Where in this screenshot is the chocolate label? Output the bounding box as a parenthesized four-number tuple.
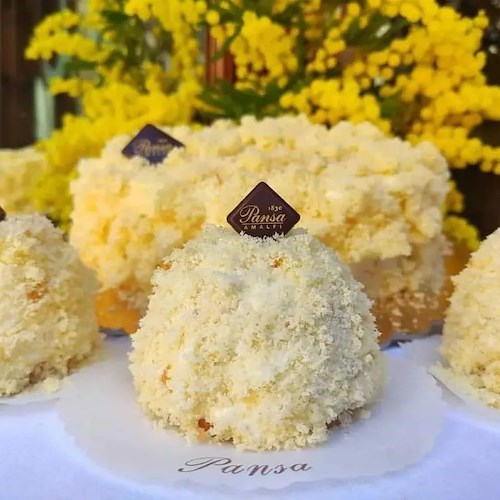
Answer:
(122, 124, 184, 165)
(0, 206, 5, 222)
(227, 182, 300, 237)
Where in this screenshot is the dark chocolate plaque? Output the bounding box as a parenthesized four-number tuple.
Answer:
(0, 206, 5, 222)
(122, 124, 184, 165)
(227, 182, 300, 237)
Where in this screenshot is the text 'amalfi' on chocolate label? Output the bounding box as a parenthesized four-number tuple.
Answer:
(227, 182, 300, 238)
(122, 124, 184, 165)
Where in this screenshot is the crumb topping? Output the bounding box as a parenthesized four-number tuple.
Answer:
(0, 214, 102, 396)
(129, 226, 385, 451)
(440, 228, 500, 408)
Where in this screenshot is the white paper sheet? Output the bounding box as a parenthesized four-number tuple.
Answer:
(400, 336, 500, 426)
(56, 337, 445, 492)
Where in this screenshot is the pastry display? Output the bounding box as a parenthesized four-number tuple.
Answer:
(0, 146, 44, 214)
(129, 184, 385, 451)
(437, 228, 500, 408)
(0, 210, 102, 396)
(71, 116, 449, 335)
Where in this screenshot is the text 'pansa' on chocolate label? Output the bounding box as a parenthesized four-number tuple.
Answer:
(227, 182, 300, 238)
(122, 124, 184, 165)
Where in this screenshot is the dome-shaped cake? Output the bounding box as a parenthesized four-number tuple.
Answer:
(129, 225, 385, 451)
(439, 227, 500, 408)
(0, 212, 102, 396)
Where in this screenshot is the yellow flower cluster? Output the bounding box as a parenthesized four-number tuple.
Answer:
(375, 8, 500, 173)
(444, 180, 464, 214)
(25, 10, 107, 63)
(441, 181, 479, 250)
(302, 0, 324, 43)
(49, 77, 94, 98)
(307, 27, 346, 74)
(281, 78, 389, 131)
(443, 215, 480, 251)
(201, 0, 498, 248)
(228, 12, 298, 90)
(377, 0, 439, 22)
(125, 0, 206, 82)
(25, 1, 204, 226)
(274, 2, 500, 176)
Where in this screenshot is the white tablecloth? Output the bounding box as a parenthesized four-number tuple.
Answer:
(2, 359, 500, 500)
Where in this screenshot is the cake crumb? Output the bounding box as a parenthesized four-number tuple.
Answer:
(41, 376, 63, 394)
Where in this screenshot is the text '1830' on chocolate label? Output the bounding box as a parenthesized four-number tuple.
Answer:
(227, 182, 300, 238)
(122, 124, 184, 165)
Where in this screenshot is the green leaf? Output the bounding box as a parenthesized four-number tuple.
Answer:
(100, 9, 130, 26)
(205, 0, 244, 19)
(199, 76, 296, 121)
(63, 58, 97, 74)
(372, 17, 409, 50)
(379, 95, 402, 119)
(343, 17, 361, 44)
(344, 13, 409, 51)
(104, 48, 126, 66)
(273, 1, 303, 24)
(262, 0, 279, 16)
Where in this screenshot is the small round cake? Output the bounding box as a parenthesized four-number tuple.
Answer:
(439, 228, 500, 408)
(130, 225, 385, 451)
(0, 212, 102, 396)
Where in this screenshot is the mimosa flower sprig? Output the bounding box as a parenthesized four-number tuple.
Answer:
(202, 0, 500, 178)
(25, 0, 205, 228)
(197, 0, 498, 248)
(25, 0, 494, 247)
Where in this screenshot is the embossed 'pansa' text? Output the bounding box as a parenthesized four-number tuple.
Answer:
(133, 138, 175, 157)
(239, 205, 286, 225)
(178, 457, 312, 477)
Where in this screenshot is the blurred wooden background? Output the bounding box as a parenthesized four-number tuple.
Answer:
(0, 0, 42, 148)
(0, 0, 498, 235)
(0, 0, 75, 148)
